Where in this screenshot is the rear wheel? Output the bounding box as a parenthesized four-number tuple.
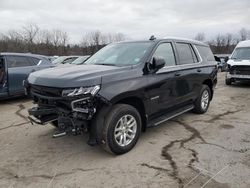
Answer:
(193, 85, 211, 114)
(101, 104, 141, 155)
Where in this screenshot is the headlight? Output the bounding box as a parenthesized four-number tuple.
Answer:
(62, 85, 100, 97)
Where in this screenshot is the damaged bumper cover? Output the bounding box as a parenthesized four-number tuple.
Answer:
(26, 84, 108, 125)
(227, 65, 250, 80)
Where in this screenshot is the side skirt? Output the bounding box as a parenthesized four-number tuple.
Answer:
(147, 104, 194, 127)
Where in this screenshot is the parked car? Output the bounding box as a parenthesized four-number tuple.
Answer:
(52, 56, 79, 65)
(26, 37, 217, 154)
(47, 56, 59, 62)
(70, 55, 90, 65)
(226, 40, 250, 85)
(0, 53, 54, 99)
(214, 54, 230, 72)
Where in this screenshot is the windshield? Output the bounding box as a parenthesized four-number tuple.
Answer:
(231, 47, 250, 60)
(71, 56, 90, 65)
(84, 42, 152, 66)
(52, 56, 67, 64)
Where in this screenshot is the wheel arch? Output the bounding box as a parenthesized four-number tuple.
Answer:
(202, 79, 213, 100)
(114, 96, 147, 132)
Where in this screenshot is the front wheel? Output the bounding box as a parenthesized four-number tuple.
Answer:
(193, 85, 211, 114)
(101, 104, 141, 155)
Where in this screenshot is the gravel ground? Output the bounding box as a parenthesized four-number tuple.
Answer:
(0, 72, 250, 188)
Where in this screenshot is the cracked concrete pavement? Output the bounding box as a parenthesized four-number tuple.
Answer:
(0, 72, 250, 188)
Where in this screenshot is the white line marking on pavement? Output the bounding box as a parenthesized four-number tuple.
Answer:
(200, 165, 229, 188)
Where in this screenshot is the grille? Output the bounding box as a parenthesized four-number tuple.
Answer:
(229, 66, 250, 75)
(30, 85, 63, 97)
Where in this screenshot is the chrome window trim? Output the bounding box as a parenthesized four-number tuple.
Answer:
(161, 43, 203, 70)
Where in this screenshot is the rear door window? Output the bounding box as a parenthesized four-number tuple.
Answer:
(152, 43, 176, 67)
(176, 43, 198, 65)
(6, 56, 35, 68)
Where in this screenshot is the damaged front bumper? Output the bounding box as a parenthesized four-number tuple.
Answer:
(28, 107, 58, 125)
(26, 84, 106, 129)
(227, 72, 250, 80)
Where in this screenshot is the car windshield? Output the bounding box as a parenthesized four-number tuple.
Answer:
(71, 56, 90, 65)
(231, 47, 250, 60)
(52, 56, 67, 64)
(84, 42, 152, 66)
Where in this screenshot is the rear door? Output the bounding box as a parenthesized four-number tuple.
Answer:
(173, 42, 200, 105)
(6, 55, 39, 95)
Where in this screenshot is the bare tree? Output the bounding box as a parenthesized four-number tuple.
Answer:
(22, 23, 39, 44)
(239, 28, 248, 41)
(194, 33, 205, 42)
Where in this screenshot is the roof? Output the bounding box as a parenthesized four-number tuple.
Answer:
(117, 37, 208, 46)
(163, 36, 208, 46)
(236, 40, 250, 48)
(0, 52, 48, 59)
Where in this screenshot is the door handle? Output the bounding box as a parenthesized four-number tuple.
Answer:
(175, 72, 181, 77)
(197, 68, 201, 72)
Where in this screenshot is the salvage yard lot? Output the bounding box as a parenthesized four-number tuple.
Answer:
(1, 72, 250, 188)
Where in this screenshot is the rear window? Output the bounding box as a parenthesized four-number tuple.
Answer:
(195, 45, 215, 61)
(176, 43, 198, 65)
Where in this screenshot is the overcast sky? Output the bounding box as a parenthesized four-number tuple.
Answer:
(0, 0, 250, 43)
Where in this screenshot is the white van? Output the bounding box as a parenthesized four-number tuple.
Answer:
(226, 40, 250, 85)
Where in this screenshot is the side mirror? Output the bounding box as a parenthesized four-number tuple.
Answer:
(225, 57, 229, 63)
(214, 56, 221, 62)
(151, 57, 165, 71)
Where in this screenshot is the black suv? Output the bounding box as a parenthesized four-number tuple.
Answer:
(26, 37, 217, 154)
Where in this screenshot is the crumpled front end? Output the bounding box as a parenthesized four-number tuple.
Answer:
(26, 83, 106, 135)
(227, 65, 250, 80)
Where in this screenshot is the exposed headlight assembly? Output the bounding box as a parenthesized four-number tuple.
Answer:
(62, 85, 100, 97)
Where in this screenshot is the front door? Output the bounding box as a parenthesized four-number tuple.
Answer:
(6, 55, 39, 95)
(146, 42, 178, 119)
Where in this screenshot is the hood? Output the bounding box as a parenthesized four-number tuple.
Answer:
(227, 59, 250, 66)
(28, 64, 128, 88)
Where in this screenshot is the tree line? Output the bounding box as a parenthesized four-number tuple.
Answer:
(0, 23, 125, 56)
(1, 23, 250, 56)
(194, 28, 250, 54)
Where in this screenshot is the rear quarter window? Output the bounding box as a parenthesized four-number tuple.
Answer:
(195, 45, 215, 61)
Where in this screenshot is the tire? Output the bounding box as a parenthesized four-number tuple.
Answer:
(101, 104, 141, 155)
(51, 120, 58, 128)
(193, 85, 211, 114)
(225, 78, 232, 85)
